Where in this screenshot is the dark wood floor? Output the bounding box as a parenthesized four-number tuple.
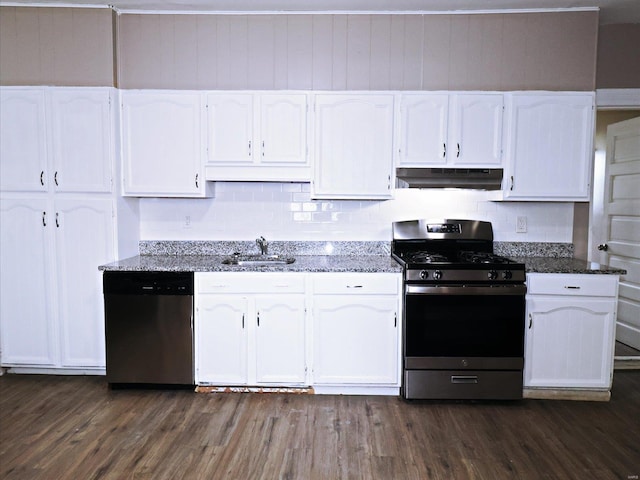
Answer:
(1, 373, 639, 480)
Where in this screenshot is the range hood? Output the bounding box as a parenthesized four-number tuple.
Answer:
(395, 167, 503, 190)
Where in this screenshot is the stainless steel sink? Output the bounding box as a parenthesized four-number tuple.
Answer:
(222, 254, 295, 266)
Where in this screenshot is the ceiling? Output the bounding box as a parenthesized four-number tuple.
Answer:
(3, 0, 640, 24)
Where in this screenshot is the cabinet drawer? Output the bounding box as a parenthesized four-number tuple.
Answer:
(527, 274, 618, 297)
(197, 273, 305, 294)
(312, 273, 399, 295)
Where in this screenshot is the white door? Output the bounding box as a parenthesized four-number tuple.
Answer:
(397, 93, 449, 166)
(121, 91, 205, 196)
(596, 116, 640, 349)
(449, 94, 503, 166)
(313, 94, 394, 199)
(54, 198, 114, 367)
(0, 196, 56, 366)
(259, 94, 308, 166)
(254, 296, 306, 385)
(525, 297, 616, 389)
(206, 93, 253, 165)
(196, 296, 248, 385)
(0, 88, 48, 192)
(312, 296, 398, 385)
(49, 89, 113, 193)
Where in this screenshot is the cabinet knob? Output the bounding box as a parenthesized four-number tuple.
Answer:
(597, 244, 609, 251)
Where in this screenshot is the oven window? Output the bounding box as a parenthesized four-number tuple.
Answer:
(405, 293, 525, 357)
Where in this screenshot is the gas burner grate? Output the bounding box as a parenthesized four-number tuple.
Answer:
(458, 251, 514, 264)
(406, 252, 450, 264)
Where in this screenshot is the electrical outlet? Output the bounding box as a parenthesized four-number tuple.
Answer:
(516, 216, 527, 233)
(184, 215, 191, 228)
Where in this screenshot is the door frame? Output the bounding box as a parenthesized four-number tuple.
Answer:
(592, 89, 640, 360)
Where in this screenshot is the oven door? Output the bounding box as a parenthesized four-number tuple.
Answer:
(404, 284, 526, 370)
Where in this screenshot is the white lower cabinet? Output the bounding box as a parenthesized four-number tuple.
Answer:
(0, 195, 115, 369)
(524, 274, 619, 391)
(195, 273, 307, 386)
(195, 271, 402, 393)
(311, 273, 401, 387)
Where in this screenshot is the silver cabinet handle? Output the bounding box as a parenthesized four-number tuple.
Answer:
(54, 171, 59, 187)
(42, 211, 47, 227)
(242, 313, 245, 329)
(528, 313, 532, 329)
(40, 171, 45, 186)
(443, 143, 446, 158)
(248, 140, 252, 157)
(451, 375, 478, 384)
(346, 285, 363, 289)
(55, 212, 59, 228)
(510, 176, 514, 191)
(457, 143, 460, 158)
(564, 286, 581, 290)
(257, 312, 260, 327)
(598, 244, 609, 251)
(195, 173, 199, 189)
(394, 313, 397, 328)
(262, 140, 265, 157)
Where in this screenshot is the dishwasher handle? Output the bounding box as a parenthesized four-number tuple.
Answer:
(103, 271, 194, 295)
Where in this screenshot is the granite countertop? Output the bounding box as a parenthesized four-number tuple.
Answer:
(99, 254, 403, 273)
(511, 257, 627, 275)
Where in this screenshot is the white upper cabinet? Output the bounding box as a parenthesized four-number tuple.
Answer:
(312, 94, 394, 199)
(121, 90, 212, 197)
(397, 93, 503, 168)
(1, 87, 113, 194)
(49, 89, 113, 193)
(205, 92, 309, 181)
(502, 92, 595, 201)
(0, 88, 48, 192)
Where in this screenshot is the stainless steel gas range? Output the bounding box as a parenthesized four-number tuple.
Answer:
(392, 219, 527, 400)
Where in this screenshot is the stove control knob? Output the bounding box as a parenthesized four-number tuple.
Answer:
(503, 270, 513, 280)
(433, 270, 443, 280)
(420, 270, 429, 279)
(488, 270, 498, 280)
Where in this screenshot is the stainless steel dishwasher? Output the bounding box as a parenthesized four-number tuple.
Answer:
(103, 271, 194, 387)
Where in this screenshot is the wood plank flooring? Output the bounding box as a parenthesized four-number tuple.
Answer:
(1, 373, 639, 479)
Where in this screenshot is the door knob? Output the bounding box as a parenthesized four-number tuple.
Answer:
(597, 244, 609, 251)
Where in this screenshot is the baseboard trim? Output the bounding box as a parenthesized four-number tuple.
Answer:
(523, 388, 610, 401)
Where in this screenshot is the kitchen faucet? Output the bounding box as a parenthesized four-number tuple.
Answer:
(256, 236, 268, 255)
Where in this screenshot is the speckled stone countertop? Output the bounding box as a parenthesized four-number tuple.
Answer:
(99, 254, 403, 273)
(510, 257, 626, 275)
(99, 240, 624, 275)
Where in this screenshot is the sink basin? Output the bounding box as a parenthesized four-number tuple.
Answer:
(222, 254, 295, 266)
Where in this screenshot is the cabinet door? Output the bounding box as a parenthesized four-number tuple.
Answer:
(397, 94, 449, 166)
(449, 94, 503, 166)
(312, 296, 399, 385)
(54, 198, 114, 367)
(254, 295, 306, 385)
(0, 197, 56, 366)
(0, 88, 48, 192)
(49, 89, 113, 193)
(196, 295, 248, 385)
(122, 91, 207, 197)
(503, 93, 594, 200)
(313, 94, 394, 199)
(525, 296, 616, 389)
(259, 94, 308, 166)
(206, 94, 253, 165)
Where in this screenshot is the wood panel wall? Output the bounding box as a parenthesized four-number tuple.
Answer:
(117, 11, 598, 91)
(0, 7, 115, 86)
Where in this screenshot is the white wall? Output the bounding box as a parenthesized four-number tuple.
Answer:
(139, 182, 574, 243)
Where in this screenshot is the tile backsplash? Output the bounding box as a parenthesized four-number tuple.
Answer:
(139, 182, 574, 242)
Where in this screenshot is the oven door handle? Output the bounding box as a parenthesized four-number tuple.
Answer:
(406, 284, 527, 296)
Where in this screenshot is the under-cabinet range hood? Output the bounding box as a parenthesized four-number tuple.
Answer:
(395, 168, 503, 190)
